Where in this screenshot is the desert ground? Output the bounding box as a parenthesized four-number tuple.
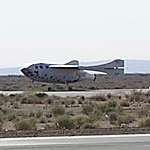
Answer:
(0, 90, 149, 133)
(0, 74, 150, 91)
(0, 75, 149, 136)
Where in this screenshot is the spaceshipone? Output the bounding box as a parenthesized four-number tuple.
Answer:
(21, 59, 124, 84)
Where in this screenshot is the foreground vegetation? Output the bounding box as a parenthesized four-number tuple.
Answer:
(0, 90, 149, 131)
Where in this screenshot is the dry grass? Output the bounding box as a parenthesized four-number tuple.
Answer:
(0, 90, 149, 130)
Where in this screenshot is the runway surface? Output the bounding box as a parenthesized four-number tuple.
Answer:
(0, 134, 150, 150)
(0, 89, 149, 97)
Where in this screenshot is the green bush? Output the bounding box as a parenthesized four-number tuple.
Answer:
(56, 116, 74, 129)
(139, 118, 150, 127)
(82, 123, 96, 129)
(90, 95, 107, 101)
(46, 98, 53, 104)
(7, 114, 16, 121)
(95, 101, 117, 115)
(117, 115, 135, 126)
(129, 91, 144, 102)
(52, 105, 65, 117)
(107, 93, 112, 99)
(108, 101, 117, 108)
(36, 111, 43, 118)
(109, 112, 118, 124)
(82, 104, 94, 115)
(16, 119, 36, 130)
(72, 115, 90, 129)
(120, 101, 130, 107)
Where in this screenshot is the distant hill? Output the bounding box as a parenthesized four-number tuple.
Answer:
(125, 60, 150, 73)
(0, 60, 150, 75)
(0, 67, 21, 75)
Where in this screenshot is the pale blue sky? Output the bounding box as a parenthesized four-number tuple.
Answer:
(0, 0, 150, 67)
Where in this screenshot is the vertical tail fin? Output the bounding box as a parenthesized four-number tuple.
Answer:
(65, 60, 79, 65)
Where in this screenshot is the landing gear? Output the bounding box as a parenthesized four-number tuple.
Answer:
(94, 74, 96, 81)
(65, 82, 73, 91)
(48, 83, 56, 91)
(48, 87, 52, 91)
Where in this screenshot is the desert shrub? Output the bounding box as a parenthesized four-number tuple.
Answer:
(40, 117, 47, 123)
(95, 101, 117, 115)
(35, 93, 48, 98)
(46, 112, 52, 118)
(71, 100, 76, 105)
(46, 98, 53, 104)
(0, 114, 3, 123)
(117, 115, 135, 126)
(21, 95, 44, 104)
(7, 114, 16, 121)
(90, 95, 107, 101)
(138, 106, 149, 118)
(107, 93, 112, 99)
(91, 103, 110, 120)
(78, 99, 83, 104)
(62, 99, 75, 106)
(0, 94, 4, 97)
(82, 104, 94, 115)
(16, 119, 36, 130)
(21, 97, 35, 104)
(56, 116, 74, 129)
(20, 97, 28, 104)
(118, 96, 122, 100)
(68, 86, 73, 91)
(29, 112, 35, 117)
(96, 103, 108, 114)
(72, 115, 90, 129)
(1, 108, 9, 115)
(9, 94, 17, 98)
(109, 112, 118, 124)
(80, 96, 85, 101)
(36, 111, 43, 118)
(108, 101, 117, 108)
(139, 118, 150, 127)
(82, 123, 96, 129)
(125, 94, 130, 99)
(145, 91, 150, 97)
(52, 105, 65, 117)
(129, 91, 144, 102)
(13, 102, 20, 109)
(120, 101, 130, 107)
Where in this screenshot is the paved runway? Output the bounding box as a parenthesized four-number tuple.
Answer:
(0, 89, 149, 97)
(0, 134, 150, 150)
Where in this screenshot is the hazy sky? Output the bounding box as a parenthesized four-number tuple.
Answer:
(0, 0, 150, 67)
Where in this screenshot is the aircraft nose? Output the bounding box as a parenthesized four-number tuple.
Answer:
(21, 68, 28, 75)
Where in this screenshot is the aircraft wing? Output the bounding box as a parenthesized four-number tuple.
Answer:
(50, 64, 79, 69)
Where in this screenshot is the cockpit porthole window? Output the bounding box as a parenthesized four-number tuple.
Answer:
(40, 66, 43, 69)
(46, 66, 49, 69)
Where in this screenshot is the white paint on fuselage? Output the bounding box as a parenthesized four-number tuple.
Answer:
(24, 63, 95, 84)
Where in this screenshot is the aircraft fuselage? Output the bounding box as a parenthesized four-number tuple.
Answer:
(21, 63, 95, 84)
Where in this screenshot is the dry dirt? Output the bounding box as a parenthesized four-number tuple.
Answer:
(0, 74, 150, 91)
